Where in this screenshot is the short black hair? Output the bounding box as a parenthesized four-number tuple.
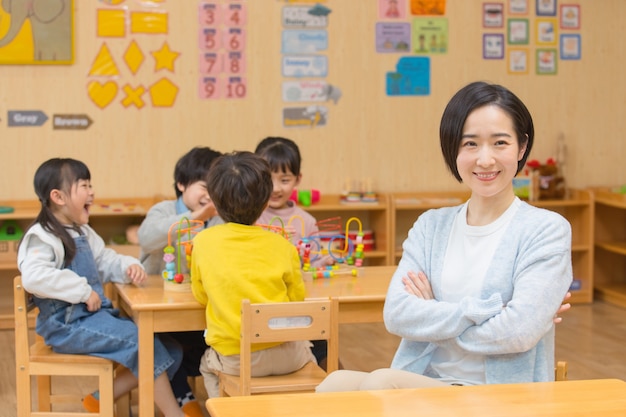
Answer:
(439, 81, 534, 182)
(173, 147, 222, 197)
(206, 151, 272, 225)
(254, 136, 301, 175)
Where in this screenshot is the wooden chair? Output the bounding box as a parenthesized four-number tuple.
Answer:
(555, 360, 568, 381)
(217, 298, 339, 397)
(14, 275, 129, 417)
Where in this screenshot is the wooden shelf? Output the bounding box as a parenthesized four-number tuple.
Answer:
(592, 187, 626, 308)
(594, 284, 626, 307)
(0, 189, 599, 330)
(302, 194, 391, 266)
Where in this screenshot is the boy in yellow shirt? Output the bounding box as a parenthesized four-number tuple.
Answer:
(190, 151, 316, 398)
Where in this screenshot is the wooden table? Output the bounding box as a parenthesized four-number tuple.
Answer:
(114, 265, 394, 417)
(206, 379, 626, 417)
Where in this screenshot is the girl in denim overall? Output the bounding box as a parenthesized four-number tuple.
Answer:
(17, 158, 193, 417)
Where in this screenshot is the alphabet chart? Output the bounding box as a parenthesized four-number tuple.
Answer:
(198, 1, 248, 99)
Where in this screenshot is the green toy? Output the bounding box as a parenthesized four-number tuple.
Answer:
(0, 220, 24, 241)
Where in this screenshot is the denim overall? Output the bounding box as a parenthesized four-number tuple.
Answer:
(33, 234, 181, 379)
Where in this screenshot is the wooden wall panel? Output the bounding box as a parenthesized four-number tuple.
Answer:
(0, 1, 623, 200)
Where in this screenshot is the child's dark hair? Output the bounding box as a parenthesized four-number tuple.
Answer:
(30, 158, 91, 266)
(206, 152, 272, 225)
(254, 136, 301, 176)
(173, 147, 223, 197)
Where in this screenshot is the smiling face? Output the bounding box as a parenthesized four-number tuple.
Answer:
(178, 180, 213, 213)
(51, 179, 94, 226)
(456, 105, 526, 201)
(268, 168, 301, 210)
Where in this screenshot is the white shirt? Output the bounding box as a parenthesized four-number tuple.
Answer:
(431, 198, 521, 385)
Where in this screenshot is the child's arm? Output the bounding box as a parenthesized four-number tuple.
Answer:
(18, 231, 93, 304)
(86, 225, 144, 285)
(137, 201, 191, 253)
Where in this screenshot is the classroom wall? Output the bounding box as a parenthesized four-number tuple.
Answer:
(0, 0, 624, 200)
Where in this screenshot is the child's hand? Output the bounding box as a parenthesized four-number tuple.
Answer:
(193, 201, 218, 222)
(85, 290, 102, 312)
(127, 264, 147, 286)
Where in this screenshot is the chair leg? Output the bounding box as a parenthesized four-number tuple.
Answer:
(15, 367, 32, 417)
(99, 364, 115, 417)
(37, 375, 52, 412)
(116, 391, 131, 417)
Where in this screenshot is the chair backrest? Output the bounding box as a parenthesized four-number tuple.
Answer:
(239, 298, 339, 392)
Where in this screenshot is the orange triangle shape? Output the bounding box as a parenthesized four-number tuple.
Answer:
(89, 43, 120, 76)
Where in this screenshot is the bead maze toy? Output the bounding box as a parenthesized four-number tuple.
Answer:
(259, 215, 366, 279)
(161, 218, 204, 291)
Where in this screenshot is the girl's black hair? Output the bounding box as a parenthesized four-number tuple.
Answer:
(29, 158, 91, 266)
(254, 136, 302, 176)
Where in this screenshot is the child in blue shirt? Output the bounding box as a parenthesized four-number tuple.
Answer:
(138, 146, 223, 416)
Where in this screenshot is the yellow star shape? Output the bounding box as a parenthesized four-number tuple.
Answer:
(151, 42, 180, 73)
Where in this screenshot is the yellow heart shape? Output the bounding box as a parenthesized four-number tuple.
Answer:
(88, 81, 118, 109)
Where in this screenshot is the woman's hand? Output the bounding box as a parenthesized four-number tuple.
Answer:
(402, 270, 434, 300)
(554, 292, 572, 324)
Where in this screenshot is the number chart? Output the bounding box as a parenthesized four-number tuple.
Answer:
(198, 1, 248, 99)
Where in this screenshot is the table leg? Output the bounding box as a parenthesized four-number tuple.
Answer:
(137, 311, 155, 417)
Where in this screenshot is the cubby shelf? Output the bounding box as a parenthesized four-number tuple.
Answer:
(302, 194, 391, 267)
(591, 188, 626, 308)
(0, 189, 596, 329)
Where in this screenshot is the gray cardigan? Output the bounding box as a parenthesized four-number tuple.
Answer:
(137, 199, 223, 275)
(384, 200, 572, 383)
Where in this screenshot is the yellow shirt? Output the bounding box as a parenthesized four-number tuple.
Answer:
(190, 222, 305, 356)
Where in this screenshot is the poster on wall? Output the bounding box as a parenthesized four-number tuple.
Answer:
(88, 2, 181, 109)
(0, 0, 74, 64)
(198, 1, 248, 100)
(386, 56, 430, 96)
(413, 18, 448, 54)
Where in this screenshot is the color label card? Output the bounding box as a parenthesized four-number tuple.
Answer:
(282, 80, 328, 102)
(282, 56, 328, 77)
(375, 23, 411, 53)
(282, 30, 328, 54)
(283, 106, 328, 128)
(282, 6, 329, 28)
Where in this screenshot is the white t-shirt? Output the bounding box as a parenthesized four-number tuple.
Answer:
(430, 197, 521, 385)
